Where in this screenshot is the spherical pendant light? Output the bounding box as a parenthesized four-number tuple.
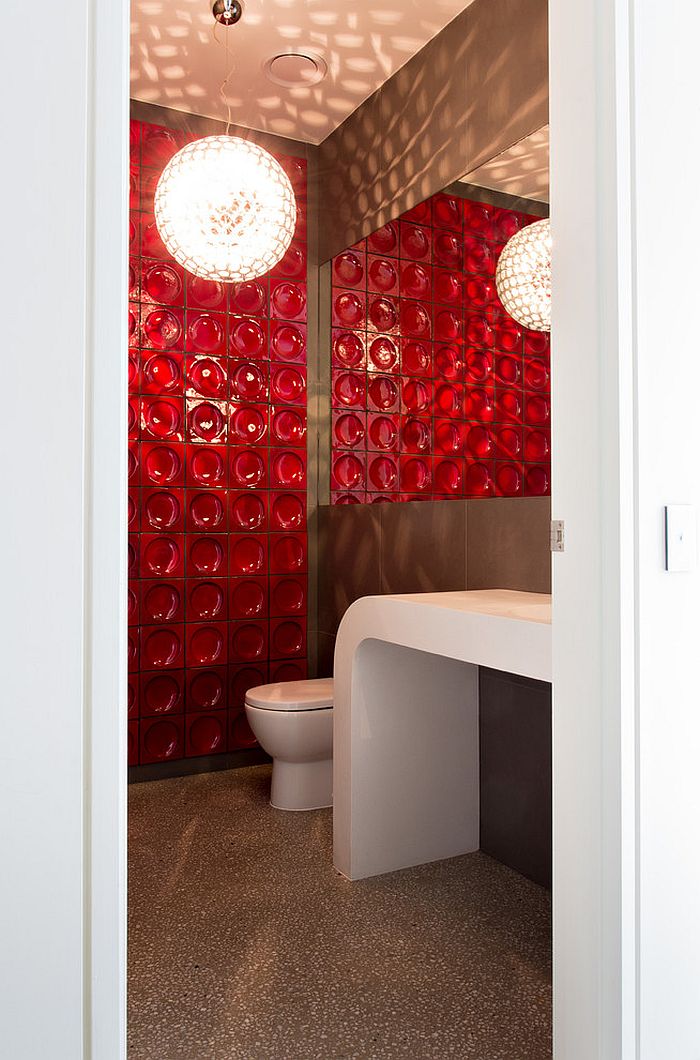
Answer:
(495, 218, 551, 332)
(154, 135, 297, 283)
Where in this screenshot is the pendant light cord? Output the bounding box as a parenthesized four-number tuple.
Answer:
(213, 14, 236, 135)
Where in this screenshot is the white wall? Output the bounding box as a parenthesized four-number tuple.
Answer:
(0, 2, 128, 1057)
(633, 4, 700, 1057)
(552, 0, 700, 1056)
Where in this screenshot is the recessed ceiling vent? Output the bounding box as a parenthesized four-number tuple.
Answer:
(264, 52, 327, 88)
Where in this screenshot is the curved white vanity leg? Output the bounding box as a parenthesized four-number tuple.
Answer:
(334, 638, 479, 880)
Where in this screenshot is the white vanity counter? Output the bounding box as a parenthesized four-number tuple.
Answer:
(333, 589, 552, 880)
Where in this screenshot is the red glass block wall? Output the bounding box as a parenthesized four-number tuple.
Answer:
(128, 119, 308, 767)
(330, 193, 551, 503)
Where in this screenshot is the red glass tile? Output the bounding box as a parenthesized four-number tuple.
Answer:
(186, 667, 227, 712)
(186, 712, 227, 757)
(186, 580, 227, 622)
(140, 715, 184, 764)
(139, 670, 185, 717)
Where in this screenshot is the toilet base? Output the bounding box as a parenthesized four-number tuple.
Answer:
(271, 758, 333, 811)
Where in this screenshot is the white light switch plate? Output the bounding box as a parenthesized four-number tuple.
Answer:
(665, 505, 697, 572)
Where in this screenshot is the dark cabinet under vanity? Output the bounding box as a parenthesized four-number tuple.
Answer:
(479, 667, 552, 889)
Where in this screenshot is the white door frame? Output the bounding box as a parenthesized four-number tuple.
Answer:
(14, 0, 700, 1056)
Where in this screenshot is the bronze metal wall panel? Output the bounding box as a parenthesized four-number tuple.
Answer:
(318, 0, 548, 262)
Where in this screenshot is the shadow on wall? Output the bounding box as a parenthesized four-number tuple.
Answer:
(314, 496, 551, 676)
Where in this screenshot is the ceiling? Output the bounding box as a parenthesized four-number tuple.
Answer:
(461, 126, 550, 204)
(131, 0, 473, 145)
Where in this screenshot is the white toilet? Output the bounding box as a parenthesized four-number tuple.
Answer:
(244, 678, 334, 811)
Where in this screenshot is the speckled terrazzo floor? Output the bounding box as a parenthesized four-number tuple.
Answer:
(128, 765, 551, 1060)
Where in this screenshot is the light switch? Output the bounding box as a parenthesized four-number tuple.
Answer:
(665, 505, 697, 572)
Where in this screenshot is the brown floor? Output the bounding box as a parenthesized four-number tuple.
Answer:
(128, 765, 552, 1060)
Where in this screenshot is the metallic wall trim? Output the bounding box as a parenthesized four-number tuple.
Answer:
(317, 0, 548, 262)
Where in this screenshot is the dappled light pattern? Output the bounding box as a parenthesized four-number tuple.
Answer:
(130, 0, 472, 144)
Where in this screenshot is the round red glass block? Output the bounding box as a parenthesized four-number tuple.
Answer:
(188, 357, 226, 399)
(368, 376, 398, 411)
(369, 258, 397, 292)
(466, 425, 493, 458)
(143, 399, 181, 439)
(190, 538, 224, 575)
(143, 309, 182, 349)
(496, 463, 522, 496)
(402, 225, 430, 260)
(189, 401, 225, 442)
(434, 232, 462, 267)
(333, 331, 364, 368)
(272, 282, 306, 319)
(276, 242, 305, 279)
(231, 362, 267, 402)
(401, 262, 430, 299)
(272, 324, 305, 362)
(143, 262, 182, 304)
(231, 538, 265, 575)
(435, 460, 462, 493)
(188, 715, 225, 755)
(144, 491, 181, 530)
(435, 421, 462, 455)
(190, 671, 225, 710)
(143, 719, 181, 760)
(144, 628, 181, 668)
(189, 627, 224, 666)
(402, 341, 430, 375)
(369, 415, 398, 450)
(188, 314, 224, 354)
(190, 447, 225, 486)
(526, 395, 550, 425)
(232, 624, 266, 661)
(369, 297, 398, 332)
(369, 336, 398, 371)
(368, 456, 398, 491)
(465, 462, 492, 496)
(272, 409, 305, 446)
(334, 412, 365, 448)
(496, 426, 522, 458)
(401, 302, 430, 337)
(333, 251, 364, 287)
(526, 465, 550, 496)
(435, 310, 461, 343)
(233, 281, 266, 315)
(525, 359, 549, 391)
(272, 621, 304, 656)
(525, 429, 550, 462)
(190, 582, 225, 620)
(188, 492, 224, 532)
(142, 353, 181, 393)
(273, 452, 305, 488)
(231, 319, 266, 358)
(231, 493, 266, 531)
(402, 418, 430, 451)
(496, 356, 521, 386)
(334, 372, 364, 407)
(402, 457, 430, 492)
(333, 454, 364, 489)
(231, 406, 267, 444)
(143, 674, 181, 715)
(368, 223, 398, 255)
(435, 345, 461, 379)
(189, 276, 226, 309)
(232, 580, 265, 618)
(143, 583, 180, 622)
(435, 384, 461, 417)
(334, 292, 364, 327)
(271, 536, 305, 572)
(465, 276, 494, 307)
(272, 579, 305, 614)
(434, 195, 462, 229)
(143, 537, 180, 576)
(271, 494, 304, 531)
(272, 366, 305, 403)
(402, 380, 430, 414)
(144, 445, 181, 484)
(231, 450, 266, 488)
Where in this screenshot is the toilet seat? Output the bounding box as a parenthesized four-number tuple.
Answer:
(245, 678, 334, 712)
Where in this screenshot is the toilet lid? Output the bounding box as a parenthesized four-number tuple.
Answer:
(245, 678, 334, 712)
